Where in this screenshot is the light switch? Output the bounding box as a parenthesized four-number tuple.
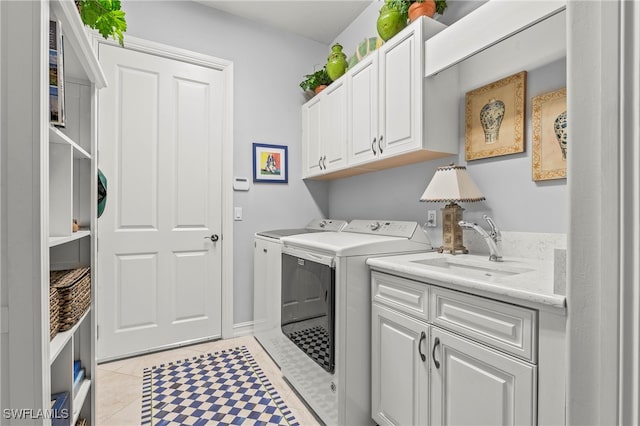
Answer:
(427, 210, 437, 227)
(234, 207, 243, 221)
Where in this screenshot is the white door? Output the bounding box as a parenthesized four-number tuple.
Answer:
(378, 25, 420, 156)
(97, 43, 224, 360)
(302, 96, 323, 177)
(320, 79, 347, 171)
(430, 327, 537, 426)
(348, 53, 379, 166)
(372, 303, 429, 426)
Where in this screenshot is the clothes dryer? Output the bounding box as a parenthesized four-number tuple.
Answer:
(279, 220, 433, 425)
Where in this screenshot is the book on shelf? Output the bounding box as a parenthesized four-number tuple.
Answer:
(49, 19, 66, 127)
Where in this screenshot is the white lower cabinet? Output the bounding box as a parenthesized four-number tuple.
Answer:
(430, 327, 536, 426)
(372, 304, 429, 426)
(372, 272, 538, 426)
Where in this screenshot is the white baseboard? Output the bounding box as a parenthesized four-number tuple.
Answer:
(233, 321, 254, 337)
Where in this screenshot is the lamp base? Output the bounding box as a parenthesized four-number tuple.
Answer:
(437, 202, 469, 255)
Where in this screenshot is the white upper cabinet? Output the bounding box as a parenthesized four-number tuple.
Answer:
(302, 77, 348, 177)
(303, 16, 459, 180)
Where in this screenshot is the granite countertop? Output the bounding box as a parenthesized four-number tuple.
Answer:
(367, 251, 567, 311)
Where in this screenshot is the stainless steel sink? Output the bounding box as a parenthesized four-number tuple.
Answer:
(411, 257, 534, 279)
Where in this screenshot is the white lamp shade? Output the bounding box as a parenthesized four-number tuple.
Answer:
(420, 164, 486, 203)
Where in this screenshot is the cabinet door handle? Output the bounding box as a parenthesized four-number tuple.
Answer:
(319, 157, 323, 170)
(418, 331, 426, 362)
(378, 135, 384, 154)
(322, 155, 327, 169)
(205, 234, 219, 242)
(432, 336, 441, 369)
(372, 137, 377, 155)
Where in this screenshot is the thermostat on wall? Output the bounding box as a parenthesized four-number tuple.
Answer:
(233, 177, 250, 191)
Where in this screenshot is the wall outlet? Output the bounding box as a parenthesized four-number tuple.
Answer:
(427, 210, 437, 227)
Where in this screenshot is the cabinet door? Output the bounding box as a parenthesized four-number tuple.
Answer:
(430, 327, 537, 426)
(321, 79, 347, 171)
(378, 23, 422, 157)
(301, 96, 323, 177)
(372, 303, 429, 426)
(348, 53, 379, 165)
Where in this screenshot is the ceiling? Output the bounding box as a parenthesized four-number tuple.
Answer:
(196, 1, 376, 44)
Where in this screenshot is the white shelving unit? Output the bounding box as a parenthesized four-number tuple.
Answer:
(48, 0, 106, 424)
(1, 0, 106, 423)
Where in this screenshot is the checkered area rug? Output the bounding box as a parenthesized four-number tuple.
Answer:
(141, 346, 298, 425)
(286, 326, 332, 372)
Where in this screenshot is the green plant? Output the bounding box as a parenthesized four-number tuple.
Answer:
(384, 0, 411, 22)
(299, 67, 332, 92)
(75, 0, 127, 46)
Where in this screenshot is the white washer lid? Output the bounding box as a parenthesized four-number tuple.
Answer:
(281, 231, 430, 257)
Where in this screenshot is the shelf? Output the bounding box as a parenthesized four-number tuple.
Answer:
(49, 229, 91, 247)
(50, 309, 90, 364)
(49, 0, 107, 88)
(50, 126, 91, 160)
(425, 0, 566, 77)
(72, 379, 92, 425)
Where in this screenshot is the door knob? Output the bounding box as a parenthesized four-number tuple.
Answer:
(205, 234, 219, 242)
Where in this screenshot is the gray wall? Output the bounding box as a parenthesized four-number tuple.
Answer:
(328, 1, 567, 245)
(122, 0, 330, 324)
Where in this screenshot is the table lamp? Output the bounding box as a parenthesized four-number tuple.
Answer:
(420, 164, 485, 254)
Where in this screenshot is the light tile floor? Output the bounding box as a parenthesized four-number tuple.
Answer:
(96, 335, 321, 426)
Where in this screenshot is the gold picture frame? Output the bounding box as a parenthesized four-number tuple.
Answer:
(465, 71, 526, 161)
(532, 88, 567, 181)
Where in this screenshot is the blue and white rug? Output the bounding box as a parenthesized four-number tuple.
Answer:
(141, 346, 299, 425)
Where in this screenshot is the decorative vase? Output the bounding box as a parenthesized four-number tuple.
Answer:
(554, 110, 567, 159)
(479, 98, 506, 144)
(376, 4, 407, 41)
(408, 1, 436, 21)
(326, 44, 348, 81)
(314, 84, 328, 95)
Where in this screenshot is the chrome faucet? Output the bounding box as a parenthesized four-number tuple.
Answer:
(458, 215, 503, 262)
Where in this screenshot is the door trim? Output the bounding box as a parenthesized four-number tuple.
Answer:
(93, 34, 234, 339)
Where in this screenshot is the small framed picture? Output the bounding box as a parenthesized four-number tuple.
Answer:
(253, 143, 288, 183)
(532, 88, 567, 181)
(465, 71, 527, 161)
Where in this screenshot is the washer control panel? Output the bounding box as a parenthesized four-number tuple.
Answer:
(343, 220, 418, 238)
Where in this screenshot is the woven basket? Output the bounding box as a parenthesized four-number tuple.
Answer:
(49, 286, 59, 340)
(75, 418, 87, 426)
(50, 267, 91, 332)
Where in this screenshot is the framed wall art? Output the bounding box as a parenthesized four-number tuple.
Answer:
(465, 71, 526, 161)
(253, 143, 288, 183)
(532, 87, 567, 181)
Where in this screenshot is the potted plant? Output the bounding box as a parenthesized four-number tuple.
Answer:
(408, 0, 447, 21)
(299, 67, 332, 95)
(75, 0, 127, 46)
(376, 0, 410, 41)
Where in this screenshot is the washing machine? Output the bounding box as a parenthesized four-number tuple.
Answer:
(279, 220, 433, 425)
(253, 219, 347, 368)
